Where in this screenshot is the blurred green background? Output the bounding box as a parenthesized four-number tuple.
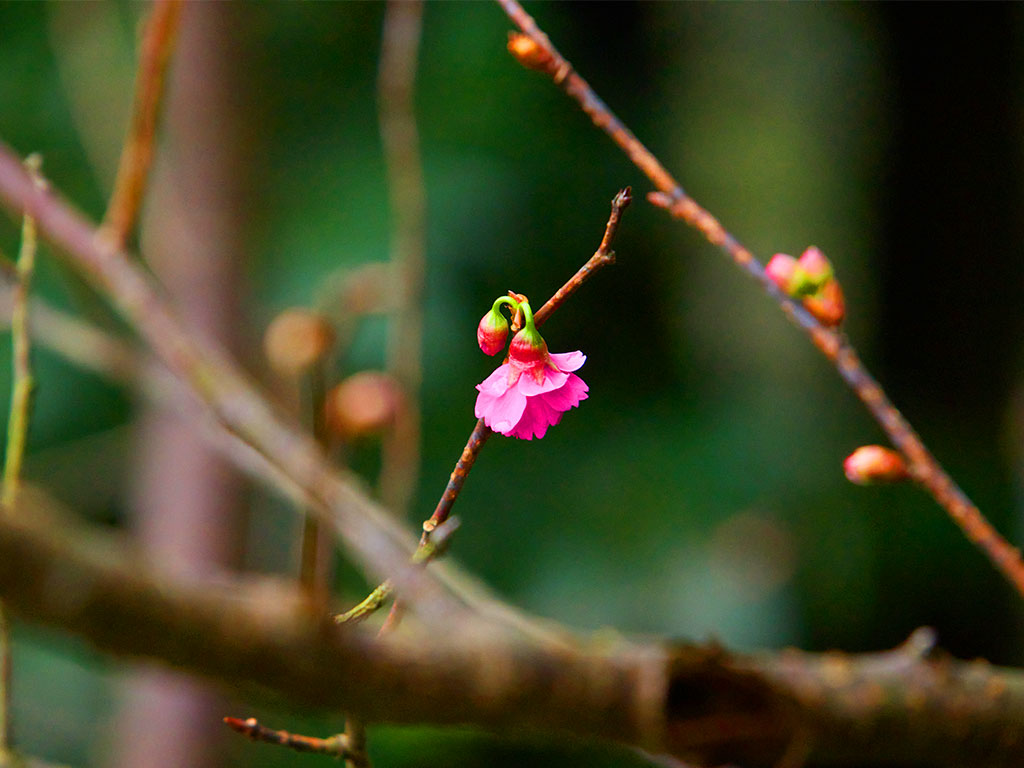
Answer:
(0, 2, 1022, 766)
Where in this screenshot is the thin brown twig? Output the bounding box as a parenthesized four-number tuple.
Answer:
(378, 0, 427, 518)
(0, 140, 463, 622)
(339, 188, 633, 625)
(101, 0, 183, 250)
(496, 0, 1024, 602)
(0, 267, 564, 650)
(223, 717, 360, 761)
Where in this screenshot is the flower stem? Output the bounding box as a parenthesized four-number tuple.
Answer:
(491, 295, 518, 315)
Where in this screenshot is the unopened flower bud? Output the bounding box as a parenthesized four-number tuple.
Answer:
(803, 279, 845, 327)
(325, 371, 402, 440)
(264, 309, 335, 376)
(797, 246, 834, 290)
(508, 324, 549, 384)
(507, 32, 553, 73)
(477, 308, 509, 356)
(765, 254, 809, 296)
(844, 445, 908, 485)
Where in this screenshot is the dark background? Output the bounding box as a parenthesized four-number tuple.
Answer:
(0, 3, 1022, 766)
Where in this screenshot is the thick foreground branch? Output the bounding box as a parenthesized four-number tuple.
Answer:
(0, 505, 1021, 767)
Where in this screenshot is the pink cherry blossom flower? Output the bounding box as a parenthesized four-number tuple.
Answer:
(475, 349, 588, 440)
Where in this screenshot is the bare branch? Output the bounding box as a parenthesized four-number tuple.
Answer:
(496, 0, 1024, 603)
(101, 0, 183, 249)
(0, 504, 1022, 766)
(0, 139, 452, 619)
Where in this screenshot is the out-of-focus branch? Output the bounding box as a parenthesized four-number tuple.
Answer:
(0, 140, 453, 619)
(0, 269, 564, 650)
(101, 0, 183, 250)
(2, 157, 42, 509)
(0, 509, 669, 753)
(378, 0, 427, 517)
(0, 156, 44, 763)
(1, 506, 1024, 766)
(497, 0, 1024, 603)
(109, 3, 247, 766)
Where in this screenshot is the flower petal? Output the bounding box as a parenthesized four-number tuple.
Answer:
(516, 367, 568, 396)
(548, 351, 586, 372)
(540, 373, 589, 413)
(475, 386, 527, 434)
(476, 364, 513, 397)
(510, 397, 566, 439)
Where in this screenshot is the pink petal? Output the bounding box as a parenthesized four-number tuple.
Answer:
(510, 397, 565, 440)
(475, 386, 527, 434)
(476, 364, 513, 397)
(548, 351, 586, 372)
(539, 373, 589, 413)
(516, 367, 568, 396)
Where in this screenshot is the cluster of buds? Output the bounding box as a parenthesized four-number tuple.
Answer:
(765, 246, 845, 327)
(475, 293, 588, 440)
(263, 307, 401, 442)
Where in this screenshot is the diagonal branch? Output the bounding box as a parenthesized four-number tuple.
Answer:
(496, 0, 1024, 602)
(0, 139, 451, 619)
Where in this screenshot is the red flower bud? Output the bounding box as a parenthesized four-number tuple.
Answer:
(844, 445, 909, 485)
(263, 309, 335, 376)
(797, 246, 834, 289)
(477, 308, 510, 356)
(508, 324, 550, 384)
(507, 32, 554, 73)
(325, 371, 403, 440)
(765, 254, 811, 296)
(803, 278, 845, 327)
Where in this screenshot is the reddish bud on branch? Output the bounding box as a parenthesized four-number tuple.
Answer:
(765, 254, 808, 296)
(325, 371, 403, 440)
(803, 279, 845, 328)
(477, 308, 510, 356)
(797, 246, 833, 289)
(507, 32, 554, 74)
(765, 248, 845, 327)
(263, 309, 335, 376)
(844, 445, 909, 485)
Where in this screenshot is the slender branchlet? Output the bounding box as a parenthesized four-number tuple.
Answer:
(224, 717, 363, 762)
(101, 0, 183, 250)
(0, 155, 45, 762)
